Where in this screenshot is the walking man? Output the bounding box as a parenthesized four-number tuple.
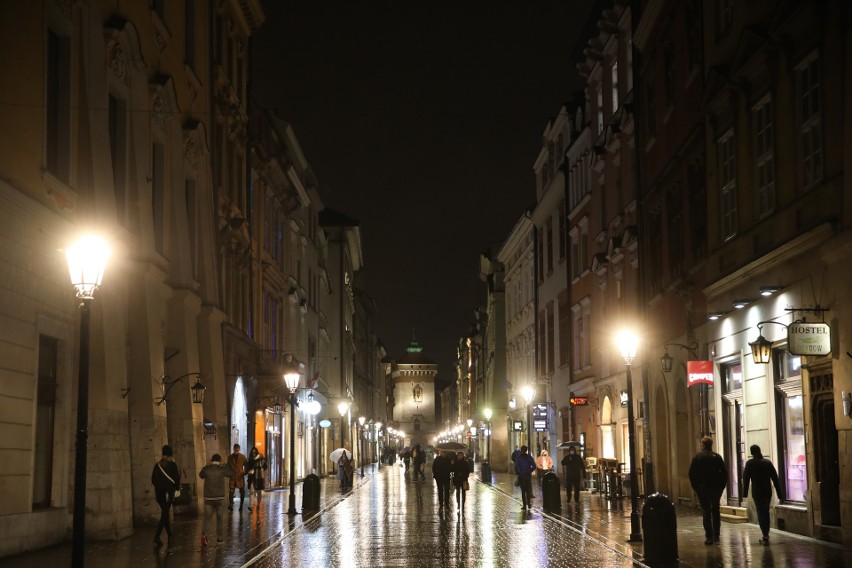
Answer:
(515, 445, 537, 511)
(743, 445, 784, 545)
(227, 443, 248, 511)
(199, 454, 233, 546)
(432, 451, 452, 509)
(151, 444, 180, 547)
(561, 447, 584, 504)
(688, 436, 728, 545)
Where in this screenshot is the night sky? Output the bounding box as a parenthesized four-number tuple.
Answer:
(252, 2, 595, 382)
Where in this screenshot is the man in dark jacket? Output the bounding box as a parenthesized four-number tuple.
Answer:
(561, 447, 585, 504)
(432, 451, 452, 509)
(743, 445, 783, 544)
(200, 454, 233, 546)
(515, 445, 537, 511)
(151, 445, 180, 546)
(413, 444, 427, 481)
(688, 436, 728, 545)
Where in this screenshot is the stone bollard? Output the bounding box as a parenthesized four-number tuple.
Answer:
(541, 471, 562, 512)
(641, 493, 678, 567)
(480, 460, 492, 484)
(302, 474, 321, 512)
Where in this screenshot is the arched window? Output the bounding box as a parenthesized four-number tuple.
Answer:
(413, 384, 423, 402)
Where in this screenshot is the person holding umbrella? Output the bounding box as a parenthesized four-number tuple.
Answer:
(452, 451, 471, 512)
(432, 451, 452, 510)
(335, 449, 353, 490)
(561, 446, 585, 504)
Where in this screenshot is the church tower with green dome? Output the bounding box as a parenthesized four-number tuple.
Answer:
(393, 332, 437, 447)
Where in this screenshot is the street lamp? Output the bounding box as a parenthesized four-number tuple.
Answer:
(283, 369, 300, 516)
(483, 408, 493, 462)
(374, 422, 382, 469)
(337, 401, 350, 452)
(616, 330, 642, 543)
(521, 385, 535, 452)
(66, 235, 110, 568)
(358, 416, 366, 477)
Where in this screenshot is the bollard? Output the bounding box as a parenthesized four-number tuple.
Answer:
(301, 474, 321, 511)
(641, 493, 678, 567)
(480, 460, 492, 484)
(541, 471, 562, 512)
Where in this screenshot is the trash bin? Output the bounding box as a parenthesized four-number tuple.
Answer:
(642, 493, 678, 567)
(541, 471, 561, 512)
(302, 474, 321, 511)
(480, 460, 492, 484)
(467, 458, 475, 475)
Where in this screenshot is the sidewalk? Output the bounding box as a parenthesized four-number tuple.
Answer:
(482, 469, 852, 567)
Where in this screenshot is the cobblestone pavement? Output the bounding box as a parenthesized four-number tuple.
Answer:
(4, 464, 852, 567)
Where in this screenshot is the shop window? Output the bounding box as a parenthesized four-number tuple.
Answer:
(773, 348, 806, 502)
(721, 359, 742, 393)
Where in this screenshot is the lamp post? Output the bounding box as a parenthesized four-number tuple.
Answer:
(521, 385, 535, 452)
(483, 408, 492, 462)
(337, 401, 349, 452)
(66, 235, 110, 568)
(374, 422, 382, 469)
(616, 330, 642, 543)
(283, 369, 300, 516)
(358, 416, 366, 477)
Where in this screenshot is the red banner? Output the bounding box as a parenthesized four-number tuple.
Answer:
(687, 360, 714, 387)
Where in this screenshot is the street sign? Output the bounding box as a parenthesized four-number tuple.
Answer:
(532, 404, 548, 432)
(512, 421, 524, 431)
(570, 397, 589, 406)
(787, 322, 831, 356)
(687, 360, 714, 387)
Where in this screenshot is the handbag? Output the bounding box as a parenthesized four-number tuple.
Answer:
(463, 480, 470, 491)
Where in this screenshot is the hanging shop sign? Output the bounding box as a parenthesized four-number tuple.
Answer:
(532, 404, 548, 432)
(687, 360, 715, 387)
(569, 397, 589, 406)
(787, 322, 831, 356)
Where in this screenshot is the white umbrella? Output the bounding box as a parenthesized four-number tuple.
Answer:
(329, 448, 350, 462)
(436, 441, 468, 451)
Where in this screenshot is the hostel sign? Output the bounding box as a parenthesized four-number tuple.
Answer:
(787, 322, 831, 356)
(687, 360, 714, 387)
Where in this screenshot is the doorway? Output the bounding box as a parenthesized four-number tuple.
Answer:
(813, 394, 840, 526)
(720, 360, 744, 505)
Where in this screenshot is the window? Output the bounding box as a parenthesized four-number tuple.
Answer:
(648, 208, 662, 295)
(718, 0, 734, 34)
(797, 52, 822, 190)
(152, 142, 166, 255)
(33, 336, 59, 508)
(667, 189, 683, 278)
(546, 303, 555, 375)
(688, 165, 707, 259)
(596, 85, 604, 135)
(46, 28, 71, 183)
(538, 314, 547, 378)
(186, 179, 198, 278)
(685, 0, 702, 71)
(537, 230, 544, 282)
(753, 96, 775, 217)
(718, 130, 737, 240)
(611, 61, 619, 111)
(109, 94, 128, 226)
(646, 71, 657, 138)
(663, 39, 676, 106)
(569, 228, 580, 279)
(185, 0, 195, 68)
(558, 200, 566, 260)
(579, 218, 589, 275)
(558, 294, 569, 367)
(721, 360, 742, 393)
(773, 349, 806, 502)
(546, 218, 553, 275)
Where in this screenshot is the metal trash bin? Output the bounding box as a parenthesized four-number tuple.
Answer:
(302, 474, 321, 511)
(642, 493, 678, 567)
(541, 471, 561, 512)
(480, 460, 492, 484)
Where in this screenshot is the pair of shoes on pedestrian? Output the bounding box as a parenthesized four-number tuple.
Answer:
(217, 538, 224, 543)
(201, 534, 208, 547)
(247, 506, 253, 511)
(759, 535, 770, 545)
(227, 505, 233, 511)
(704, 538, 713, 545)
(713, 535, 720, 543)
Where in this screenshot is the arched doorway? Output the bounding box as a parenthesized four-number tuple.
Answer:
(600, 396, 615, 459)
(231, 377, 248, 451)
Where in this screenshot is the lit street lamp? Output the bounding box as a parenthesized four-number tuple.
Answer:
(521, 385, 535, 453)
(284, 369, 300, 516)
(616, 330, 642, 543)
(337, 401, 350, 452)
(66, 235, 110, 568)
(483, 408, 493, 462)
(358, 415, 366, 477)
(374, 422, 382, 469)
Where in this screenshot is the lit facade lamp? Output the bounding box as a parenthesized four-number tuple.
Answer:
(304, 391, 321, 415)
(749, 321, 788, 364)
(660, 342, 699, 374)
(374, 422, 382, 469)
(190, 377, 206, 404)
(283, 368, 300, 516)
(66, 235, 110, 568)
(483, 408, 493, 462)
(358, 416, 366, 477)
(337, 401, 350, 452)
(615, 330, 642, 543)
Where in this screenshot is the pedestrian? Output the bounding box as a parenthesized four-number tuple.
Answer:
(199, 453, 233, 546)
(337, 450, 353, 490)
(403, 450, 411, 473)
(515, 445, 537, 511)
(688, 436, 728, 545)
(246, 446, 267, 511)
(452, 451, 471, 512)
(536, 449, 553, 486)
(227, 443, 248, 511)
(432, 450, 452, 509)
(743, 445, 784, 545)
(511, 446, 520, 465)
(413, 444, 427, 482)
(150, 444, 180, 547)
(561, 446, 584, 504)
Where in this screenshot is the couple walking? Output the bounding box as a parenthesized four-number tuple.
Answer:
(432, 451, 470, 511)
